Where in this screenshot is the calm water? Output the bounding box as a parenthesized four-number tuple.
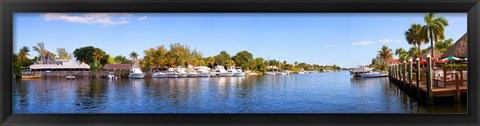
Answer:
(13, 71, 467, 113)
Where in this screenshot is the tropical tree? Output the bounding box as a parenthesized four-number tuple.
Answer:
(232, 51, 253, 69)
(56, 48, 72, 59)
(92, 49, 106, 71)
(129, 51, 138, 60)
(378, 45, 393, 70)
(73, 46, 108, 65)
(114, 55, 130, 64)
(214, 51, 231, 66)
(423, 13, 448, 65)
(18, 46, 30, 62)
(32, 42, 47, 56)
(405, 23, 427, 61)
(224, 59, 236, 67)
(395, 48, 407, 63)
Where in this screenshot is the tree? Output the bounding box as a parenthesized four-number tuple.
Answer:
(408, 46, 419, 61)
(56, 48, 72, 59)
(18, 46, 30, 62)
(114, 55, 130, 64)
(224, 59, 236, 67)
(395, 48, 407, 63)
(73, 46, 108, 65)
(232, 51, 253, 69)
(214, 51, 231, 66)
(378, 45, 392, 70)
(92, 49, 106, 71)
(129, 51, 138, 60)
(405, 23, 427, 61)
(32, 42, 47, 56)
(423, 13, 448, 66)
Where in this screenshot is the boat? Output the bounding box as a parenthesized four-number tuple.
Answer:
(350, 65, 373, 78)
(264, 71, 276, 75)
(233, 67, 245, 77)
(298, 69, 306, 74)
(166, 68, 179, 78)
(360, 72, 388, 78)
(195, 66, 210, 77)
(66, 75, 76, 79)
(21, 75, 42, 79)
(214, 66, 229, 77)
(107, 72, 117, 79)
(176, 66, 188, 78)
(152, 69, 166, 78)
(187, 69, 198, 77)
(129, 67, 146, 79)
(276, 70, 289, 75)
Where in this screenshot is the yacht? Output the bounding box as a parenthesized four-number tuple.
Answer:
(128, 67, 146, 79)
(233, 67, 245, 77)
(177, 66, 188, 78)
(350, 65, 373, 78)
(360, 72, 388, 78)
(276, 70, 289, 75)
(298, 69, 306, 74)
(187, 69, 198, 77)
(152, 69, 166, 78)
(215, 66, 230, 77)
(264, 71, 276, 75)
(198, 69, 210, 77)
(166, 68, 179, 78)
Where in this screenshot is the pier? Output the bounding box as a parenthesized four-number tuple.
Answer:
(387, 56, 467, 104)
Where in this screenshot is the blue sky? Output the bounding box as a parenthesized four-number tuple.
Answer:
(14, 13, 467, 68)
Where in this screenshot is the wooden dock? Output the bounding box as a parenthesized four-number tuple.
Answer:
(388, 57, 467, 104)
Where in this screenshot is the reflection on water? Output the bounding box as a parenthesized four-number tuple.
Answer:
(13, 71, 466, 113)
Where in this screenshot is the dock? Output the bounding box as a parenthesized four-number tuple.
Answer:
(388, 57, 467, 104)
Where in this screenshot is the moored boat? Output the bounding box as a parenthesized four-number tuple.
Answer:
(177, 66, 188, 78)
(166, 68, 179, 78)
(360, 72, 388, 78)
(152, 69, 166, 78)
(233, 67, 245, 77)
(129, 68, 146, 79)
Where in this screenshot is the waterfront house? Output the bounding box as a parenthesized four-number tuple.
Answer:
(28, 53, 90, 78)
(440, 33, 467, 59)
(103, 64, 131, 77)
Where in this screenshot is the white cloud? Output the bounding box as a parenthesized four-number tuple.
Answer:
(379, 39, 401, 43)
(325, 45, 336, 48)
(138, 16, 148, 21)
(42, 13, 132, 26)
(351, 41, 375, 46)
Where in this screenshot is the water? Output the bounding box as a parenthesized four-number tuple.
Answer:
(13, 71, 467, 113)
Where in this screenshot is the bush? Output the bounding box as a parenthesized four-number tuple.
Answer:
(442, 64, 467, 69)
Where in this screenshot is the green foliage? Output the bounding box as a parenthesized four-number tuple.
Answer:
(73, 46, 109, 65)
(232, 51, 253, 69)
(442, 64, 467, 69)
(113, 55, 130, 64)
(56, 48, 72, 59)
(214, 51, 231, 66)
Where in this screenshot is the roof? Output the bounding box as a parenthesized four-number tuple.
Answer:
(389, 59, 399, 64)
(441, 33, 467, 59)
(421, 49, 442, 59)
(103, 64, 131, 70)
(30, 60, 90, 69)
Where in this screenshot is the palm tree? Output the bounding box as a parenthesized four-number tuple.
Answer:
(378, 45, 393, 70)
(395, 48, 407, 62)
(129, 51, 138, 60)
(405, 23, 427, 61)
(18, 46, 30, 61)
(32, 42, 47, 56)
(423, 13, 448, 66)
(408, 46, 419, 60)
(92, 49, 105, 62)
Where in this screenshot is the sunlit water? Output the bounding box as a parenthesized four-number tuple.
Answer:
(13, 71, 466, 113)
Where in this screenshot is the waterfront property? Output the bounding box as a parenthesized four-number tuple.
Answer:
(387, 33, 468, 104)
(25, 53, 90, 79)
(102, 64, 130, 78)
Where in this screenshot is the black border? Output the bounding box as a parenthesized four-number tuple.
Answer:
(1, 0, 479, 126)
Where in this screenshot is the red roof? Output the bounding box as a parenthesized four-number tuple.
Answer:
(390, 59, 399, 64)
(103, 64, 130, 70)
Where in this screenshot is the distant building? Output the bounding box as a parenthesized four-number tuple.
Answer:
(26, 53, 90, 77)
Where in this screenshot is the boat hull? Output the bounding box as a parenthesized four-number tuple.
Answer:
(187, 73, 198, 77)
(360, 74, 388, 78)
(233, 72, 245, 77)
(21, 76, 42, 79)
(179, 73, 188, 78)
(152, 73, 166, 78)
(129, 73, 146, 79)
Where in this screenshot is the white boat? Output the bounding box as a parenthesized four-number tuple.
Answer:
(225, 66, 237, 77)
(66, 75, 76, 79)
(107, 72, 117, 79)
(215, 66, 229, 77)
(298, 69, 306, 74)
(360, 72, 388, 78)
(152, 69, 166, 78)
(196, 66, 210, 77)
(128, 68, 146, 79)
(233, 67, 245, 77)
(350, 65, 373, 78)
(187, 69, 198, 77)
(276, 70, 289, 75)
(166, 68, 179, 78)
(177, 66, 188, 78)
(264, 71, 276, 75)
